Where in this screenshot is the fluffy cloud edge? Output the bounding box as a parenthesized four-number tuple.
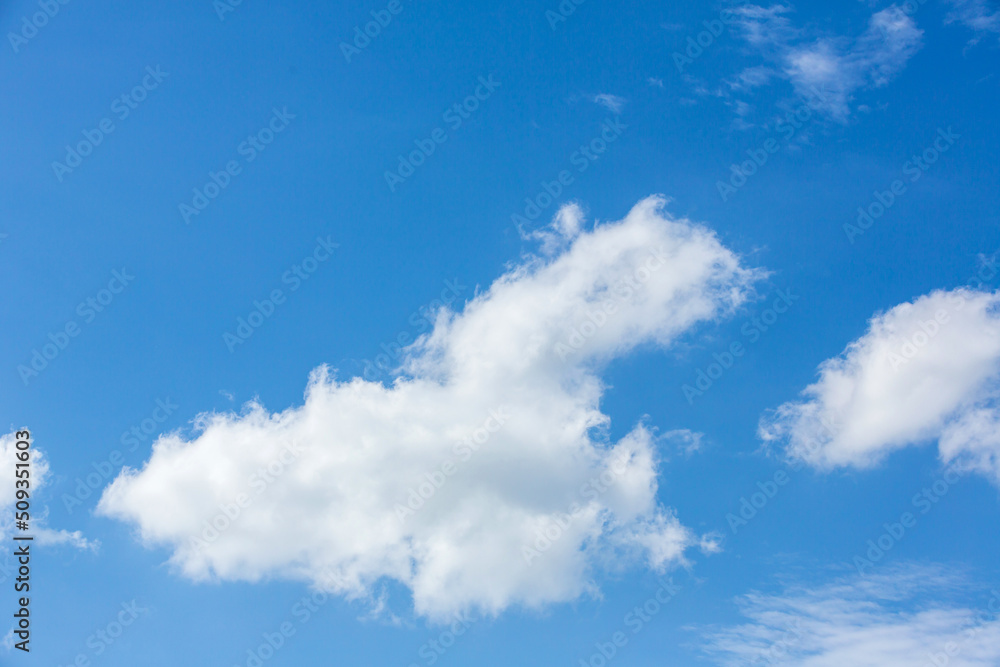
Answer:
(759, 288, 1000, 481)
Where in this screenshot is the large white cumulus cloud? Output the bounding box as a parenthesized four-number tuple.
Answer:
(760, 288, 1000, 479)
(98, 196, 761, 620)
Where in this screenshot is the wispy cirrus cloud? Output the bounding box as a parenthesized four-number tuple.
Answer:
(592, 93, 627, 114)
(701, 564, 1000, 666)
(728, 4, 923, 120)
(944, 0, 1000, 45)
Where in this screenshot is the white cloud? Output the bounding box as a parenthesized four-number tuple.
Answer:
(732, 4, 798, 47)
(945, 0, 1000, 45)
(592, 93, 626, 114)
(0, 431, 97, 549)
(98, 196, 763, 621)
(760, 289, 1000, 479)
(939, 406, 1000, 485)
(523, 201, 586, 255)
(700, 564, 1000, 666)
(731, 4, 922, 120)
(663, 429, 705, 457)
(732, 99, 754, 117)
(728, 65, 776, 92)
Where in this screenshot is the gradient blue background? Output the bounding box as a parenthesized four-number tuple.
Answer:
(1, 0, 998, 664)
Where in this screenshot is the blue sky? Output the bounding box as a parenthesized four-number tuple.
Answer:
(2, 0, 1000, 665)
